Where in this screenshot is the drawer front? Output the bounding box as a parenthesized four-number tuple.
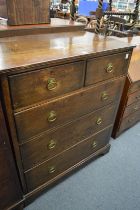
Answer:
(25, 127, 112, 191)
(129, 81, 140, 94)
(85, 52, 130, 86)
(123, 100, 140, 118)
(15, 77, 125, 141)
(9, 61, 85, 110)
(127, 89, 140, 106)
(119, 111, 140, 134)
(20, 103, 116, 170)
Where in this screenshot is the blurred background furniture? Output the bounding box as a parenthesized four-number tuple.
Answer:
(112, 36, 140, 138)
(0, 0, 50, 25)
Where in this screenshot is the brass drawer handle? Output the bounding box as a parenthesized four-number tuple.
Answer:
(48, 166, 56, 174)
(92, 141, 97, 149)
(47, 78, 57, 91)
(96, 117, 102, 125)
(48, 139, 56, 150)
(101, 92, 109, 101)
(106, 63, 113, 73)
(48, 111, 57, 122)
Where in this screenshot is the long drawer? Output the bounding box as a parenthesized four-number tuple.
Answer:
(119, 110, 140, 134)
(85, 52, 130, 86)
(9, 61, 85, 110)
(25, 126, 112, 192)
(20, 103, 116, 170)
(127, 89, 140, 106)
(15, 77, 125, 141)
(123, 100, 140, 118)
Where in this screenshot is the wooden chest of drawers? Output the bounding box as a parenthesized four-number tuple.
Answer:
(112, 37, 140, 138)
(0, 31, 134, 204)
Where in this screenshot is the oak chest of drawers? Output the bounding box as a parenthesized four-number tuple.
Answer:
(0, 31, 134, 205)
(112, 37, 140, 138)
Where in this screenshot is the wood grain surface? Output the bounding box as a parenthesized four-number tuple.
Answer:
(0, 32, 134, 74)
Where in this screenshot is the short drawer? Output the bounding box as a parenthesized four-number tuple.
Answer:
(85, 52, 130, 86)
(15, 77, 125, 141)
(127, 89, 140, 106)
(20, 103, 116, 170)
(9, 61, 85, 110)
(25, 127, 111, 192)
(123, 100, 140, 118)
(119, 110, 140, 134)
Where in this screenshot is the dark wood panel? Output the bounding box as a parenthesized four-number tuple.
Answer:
(9, 61, 85, 109)
(15, 77, 125, 141)
(6, 0, 50, 25)
(85, 52, 130, 86)
(0, 149, 22, 210)
(20, 103, 116, 170)
(0, 100, 23, 210)
(25, 127, 111, 192)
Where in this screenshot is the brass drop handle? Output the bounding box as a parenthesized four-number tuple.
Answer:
(96, 117, 102, 125)
(48, 166, 56, 174)
(48, 111, 57, 122)
(106, 63, 113, 73)
(101, 92, 109, 101)
(48, 139, 56, 150)
(92, 141, 97, 149)
(47, 78, 57, 91)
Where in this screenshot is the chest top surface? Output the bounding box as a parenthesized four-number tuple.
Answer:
(0, 31, 134, 74)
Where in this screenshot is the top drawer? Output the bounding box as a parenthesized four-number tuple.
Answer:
(9, 61, 85, 110)
(85, 52, 130, 86)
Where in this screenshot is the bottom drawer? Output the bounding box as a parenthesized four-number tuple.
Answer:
(25, 126, 112, 192)
(119, 110, 140, 134)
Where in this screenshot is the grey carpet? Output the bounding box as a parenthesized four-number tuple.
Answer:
(25, 122, 140, 210)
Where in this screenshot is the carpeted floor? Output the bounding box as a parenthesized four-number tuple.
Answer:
(25, 122, 140, 210)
